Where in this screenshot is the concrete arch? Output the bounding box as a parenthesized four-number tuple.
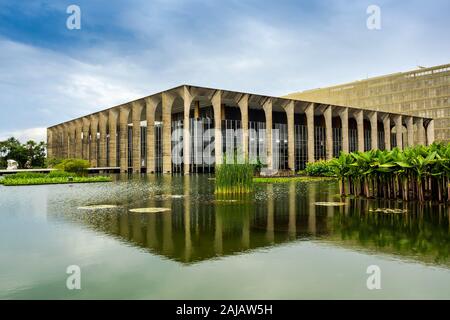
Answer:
(82, 117, 90, 160)
(118, 105, 131, 172)
(145, 95, 161, 173)
(89, 114, 99, 167)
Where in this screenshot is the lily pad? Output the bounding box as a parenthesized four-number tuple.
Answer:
(155, 194, 185, 199)
(369, 208, 408, 214)
(77, 205, 119, 210)
(314, 202, 346, 206)
(214, 199, 238, 203)
(129, 207, 171, 213)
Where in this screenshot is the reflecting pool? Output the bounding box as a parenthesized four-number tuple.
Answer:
(0, 175, 449, 299)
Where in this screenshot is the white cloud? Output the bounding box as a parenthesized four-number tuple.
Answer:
(0, 0, 449, 137)
(0, 38, 144, 132)
(0, 127, 46, 143)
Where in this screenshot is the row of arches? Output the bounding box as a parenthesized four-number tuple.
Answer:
(47, 86, 434, 174)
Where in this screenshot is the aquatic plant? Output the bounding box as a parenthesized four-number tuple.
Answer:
(215, 163, 254, 194)
(253, 176, 336, 183)
(55, 158, 90, 174)
(0, 171, 111, 186)
(328, 143, 450, 202)
(304, 160, 335, 177)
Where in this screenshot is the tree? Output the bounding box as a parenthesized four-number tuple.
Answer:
(24, 140, 46, 168)
(0, 137, 46, 169)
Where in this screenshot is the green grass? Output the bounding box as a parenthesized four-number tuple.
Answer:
(0, 171, 111, 186)
(215, 163, 254, 194)
(253, 176, 337, 183)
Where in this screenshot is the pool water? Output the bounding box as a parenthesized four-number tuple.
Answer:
(0, 175, 449, 299)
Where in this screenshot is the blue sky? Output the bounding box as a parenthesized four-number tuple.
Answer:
(0, 0, 449, 142)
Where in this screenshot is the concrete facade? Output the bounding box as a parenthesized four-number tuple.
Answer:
(48, 85, 433, 174)
(284, 63, 450, 143)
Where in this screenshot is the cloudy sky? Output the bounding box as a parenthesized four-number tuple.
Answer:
(0, 0, 449, 142)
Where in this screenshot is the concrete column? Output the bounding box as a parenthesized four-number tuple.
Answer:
(426, 119, 435, 145)
(51, 128, 57, 158)
(355, 110, 364, 152)
(183, 87, 194, 174)
(324, 105, 332, 160)
(60, 126, 65, 158)
(68, 123, 76, 158)
(132, 101, 144, 173)
(47, 128, 53, 159)
(383, 115, 391, 151)
(108, 109, 118, 167)
(305, 103, 315, 162)
(417, 118, 425, 145)
(82, 118, 90, 161)
(162, 92, 175, 173)
(212, 90, 223, 165)
(98, 112, 108, 167)
(119, 106, 130, 173)
(339, 108, 349, 154)
(406, 116, 414, 147)
(57, 126, 62, 159)
(194, 101, 200, 119)
(237, 94, 249, 161)
(145, 97, 158, 173)
(89, 114, 99, 167)
(75, 120, 83, 159)
(53, 127, 58, 158)
(262, 98, 273, 170)
(369, 111, 378, 150)
(285, 101, 295, 170)
(394, 115, 403, 150)
(62, 125, 69, 159)
(65, 125, 70, 158)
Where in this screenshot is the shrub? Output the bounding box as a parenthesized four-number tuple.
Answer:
(45, 157, 64, 168)
(304, 160, 335, 177)
(3, 172, 46, 180)
(48, 170, 76, 178)
(55, 159, 90, 174)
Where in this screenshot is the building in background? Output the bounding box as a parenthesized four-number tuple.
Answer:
(284, 64, 450, 143)
(47, 85, 433, 173)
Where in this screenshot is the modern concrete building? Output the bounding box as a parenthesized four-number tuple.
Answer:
(285, 63, 450, 143)
(47, 85, 433, 174)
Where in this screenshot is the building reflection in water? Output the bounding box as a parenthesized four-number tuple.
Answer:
(48, 176, 449, 266)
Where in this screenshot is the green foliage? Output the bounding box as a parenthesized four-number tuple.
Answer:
(45, 157, 64, 168)
(215, 163, 254, 194)
(0, 175, 111, 186)
(304, 160, 335, 177)
(253, 176, 336, 183)
(3, 172, 46, 180)
(48, 170, 77, 178)
(328, 143, 450, 202)
(55, 159, 90, 174)
(0, 138, 46, 169)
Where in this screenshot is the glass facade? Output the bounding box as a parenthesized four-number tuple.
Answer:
(378, 130, 385, 150)
(295, 125, 308, 170)
(349, 129, 358, 152)
(332, 127, 342, 158)
(314, 126, 326, 160)
(273, 123, 288, 170)
(364, 129, 371, 151)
